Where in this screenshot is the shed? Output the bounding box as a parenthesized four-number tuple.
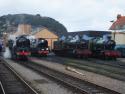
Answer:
(32, 28, 59, 50)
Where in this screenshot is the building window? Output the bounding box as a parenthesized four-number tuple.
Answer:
(115, 25, 120, 30)
(122, 25, 125, 30)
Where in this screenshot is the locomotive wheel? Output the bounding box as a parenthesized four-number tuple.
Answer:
(77, 54, 81, 58)
(12, 53, 17, 60)
(104, 55, 109, 60)
(105, 56, 108, 60)
(43, 55, 47, 57)
(20, 56, 28, 61)
(112, 57, 116, 61)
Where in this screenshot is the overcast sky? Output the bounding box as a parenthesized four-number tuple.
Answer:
(0, 0, 125, 32)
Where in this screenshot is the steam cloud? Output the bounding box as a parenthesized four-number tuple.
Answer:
(3, 47, 11, 59)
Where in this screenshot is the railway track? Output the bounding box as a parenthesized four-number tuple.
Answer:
(0, 81, 5, 94)
(41, 55, 125, 69)
(37, 55, 125, 81)
(19, 61, 120, 94)
(0, 59, 38, 94)
(83, 58, 125, 69)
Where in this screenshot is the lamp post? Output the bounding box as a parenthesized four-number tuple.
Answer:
(110, 20, 116, 41)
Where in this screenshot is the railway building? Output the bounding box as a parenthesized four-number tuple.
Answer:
(66, 30, 111, 42)
(109, 14, 125, 47)
(32, 27, 59, 50)
(68, 30, 111, 38)
(8, 14, 125, 50)
(11, 24, 59, 50)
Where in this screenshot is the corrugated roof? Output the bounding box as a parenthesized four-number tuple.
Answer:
(68, 30, 111, 37)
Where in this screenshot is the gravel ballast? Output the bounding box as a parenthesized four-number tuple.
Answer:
(4, 59, 78, 94)
(29, 57, 125, 94)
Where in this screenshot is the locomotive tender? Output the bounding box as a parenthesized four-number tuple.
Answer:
(53, 40, 92, 58)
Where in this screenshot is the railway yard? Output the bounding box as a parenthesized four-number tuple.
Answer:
(0, 58, 38, 94)
(1, 26, 124, 94)
(0, 4, 125, 94)
(0, 54, 125, 94)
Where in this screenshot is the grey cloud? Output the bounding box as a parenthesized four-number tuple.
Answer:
(0, 0, 124, 32)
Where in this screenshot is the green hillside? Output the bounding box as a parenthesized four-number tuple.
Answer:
(0, 14, 67, 36)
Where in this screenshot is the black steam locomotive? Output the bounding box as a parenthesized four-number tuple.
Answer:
(8, 35, 31, 60)
(53, 40, 92, 58)
(30, 38, 49, 56)
(90, 36, 121, 59)
(53, 36, 121, 60)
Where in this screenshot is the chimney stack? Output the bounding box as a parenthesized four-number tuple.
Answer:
(117, 14, 122, 19)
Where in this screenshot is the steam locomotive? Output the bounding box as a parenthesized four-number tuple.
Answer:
(53, 40, 92, 58)
(53, 35, 121, 60)
(8, 35, 31, 60)
(90, 36, 121, 59)
(30, 38, 49, 56)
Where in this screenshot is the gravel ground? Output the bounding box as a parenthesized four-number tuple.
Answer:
(4, 59, 77, 94)
(29, 57, 125, 94)
(117, 58, 125, 63)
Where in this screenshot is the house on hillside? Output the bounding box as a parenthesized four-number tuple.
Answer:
(14, 24, 31, 36)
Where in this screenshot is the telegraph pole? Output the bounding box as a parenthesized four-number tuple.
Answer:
(110, 20, 116, 41)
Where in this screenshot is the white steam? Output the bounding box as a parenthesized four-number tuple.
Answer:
(3, 47, 11, 59)
(8, 35, 16, 40)
(3, 34, 15, 59)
